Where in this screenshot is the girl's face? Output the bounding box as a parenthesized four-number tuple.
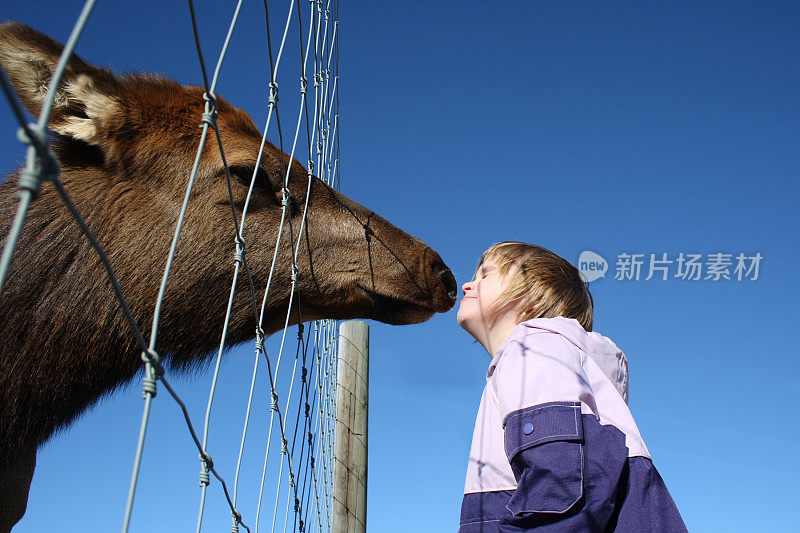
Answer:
(457, 259, 518, 346)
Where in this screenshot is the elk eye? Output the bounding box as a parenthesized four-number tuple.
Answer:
(230, 165, 270, 188)
(229, 165, 285, 206)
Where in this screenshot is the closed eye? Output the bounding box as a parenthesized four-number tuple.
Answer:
(474, 265, 495, 281)
(230, 165, 270, 188)
(229, 165, 281, 205)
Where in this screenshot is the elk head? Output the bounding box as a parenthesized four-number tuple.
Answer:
(0, 22, 457, 354)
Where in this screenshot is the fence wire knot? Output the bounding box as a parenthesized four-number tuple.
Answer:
(17, 167, 44, 201)
(198, 452, 213, 487)
(281, 187, 290, 208)
(141, 375, 158, 399)
(198, 465, 210, 487)
(270, 392, 279, 411)
(200, 92, 218, 130)
(255, 327, 266, 352)
(268, 82, 279, 106)
(201, 452, 214, 469)
(233, 239, 246, 264)
(231, 510, 243, 532)
(16, 123, 46, 149)
(281, 437, 288, 455)
(300, 76, 308, 94)
(140, 349, 164, 377)
(16, 124, 58, 200)
(291, 264, 298, 284)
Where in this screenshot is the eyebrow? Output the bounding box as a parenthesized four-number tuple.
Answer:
(474, 263, 495, 280)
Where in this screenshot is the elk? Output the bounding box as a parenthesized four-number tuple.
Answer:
(0, 22, 456, 531)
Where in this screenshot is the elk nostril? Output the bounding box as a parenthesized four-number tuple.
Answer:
(432, 262, 458, 301)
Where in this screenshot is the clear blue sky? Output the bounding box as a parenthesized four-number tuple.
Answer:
(2, 1, 799, 532)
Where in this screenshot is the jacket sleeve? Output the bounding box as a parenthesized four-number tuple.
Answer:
(490, 333, 687, 532)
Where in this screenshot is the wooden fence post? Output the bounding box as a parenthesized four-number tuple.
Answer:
(332, 320, 369, 533)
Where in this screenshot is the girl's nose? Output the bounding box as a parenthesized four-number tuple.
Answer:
(461, 281, 472, 294)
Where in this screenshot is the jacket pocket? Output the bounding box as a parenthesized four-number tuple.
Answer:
(503, 401, 584, 515)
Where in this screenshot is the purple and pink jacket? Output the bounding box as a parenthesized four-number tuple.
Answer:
(460, 317, 687, 532)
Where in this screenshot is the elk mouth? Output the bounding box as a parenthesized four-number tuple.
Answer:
(355, 284, 439, 325)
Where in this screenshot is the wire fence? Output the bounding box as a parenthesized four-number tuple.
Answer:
(0, 1, 342, 531)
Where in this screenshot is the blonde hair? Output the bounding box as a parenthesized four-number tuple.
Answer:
(478, 241, 593, 331)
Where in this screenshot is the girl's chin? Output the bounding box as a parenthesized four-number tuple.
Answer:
(456, 316, 476, 336)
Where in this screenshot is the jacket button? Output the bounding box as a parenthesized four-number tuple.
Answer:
(523, 423, 534, 435)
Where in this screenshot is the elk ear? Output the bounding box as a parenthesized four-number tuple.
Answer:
(0, 22, 120, 145)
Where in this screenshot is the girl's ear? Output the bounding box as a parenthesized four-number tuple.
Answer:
(0, 22, 121, 146)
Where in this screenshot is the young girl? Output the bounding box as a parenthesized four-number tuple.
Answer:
(457, 242, 687, 532)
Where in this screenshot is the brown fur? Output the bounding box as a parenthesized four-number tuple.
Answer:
(0, 22, 455, 531)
